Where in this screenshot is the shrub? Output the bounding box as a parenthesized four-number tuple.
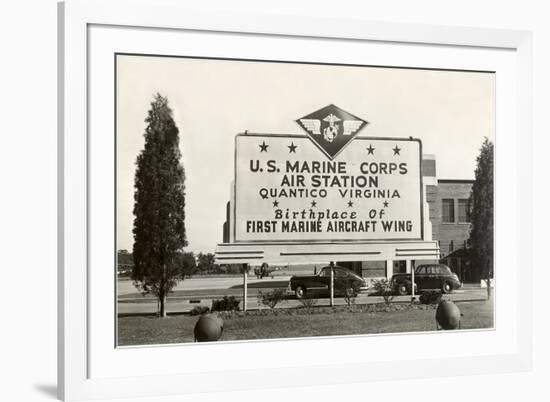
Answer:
(189, 306, 210, 316)
(372, 279, 395, 304)
(335, 280, 358, 306)
(343, 293, 355, 306)
(211, 296, 241, 312)
(419, 291, 442, 305)
(257, 288, 286, 309)
(298, 296, 318, 310)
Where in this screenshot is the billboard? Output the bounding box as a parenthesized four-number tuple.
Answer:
(234, 133, 423, 243)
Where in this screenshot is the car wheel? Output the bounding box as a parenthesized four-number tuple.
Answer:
(295, 286, 306, 299)
(397, 283, 408, 296)
(441, 281, 452, 294)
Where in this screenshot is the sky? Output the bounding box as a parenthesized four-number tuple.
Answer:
(116, 55, 495, 254)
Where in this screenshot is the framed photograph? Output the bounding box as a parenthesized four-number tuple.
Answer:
(58, 0, 532, 400)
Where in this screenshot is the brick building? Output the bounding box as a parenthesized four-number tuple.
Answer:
(422, 155, 478, 282)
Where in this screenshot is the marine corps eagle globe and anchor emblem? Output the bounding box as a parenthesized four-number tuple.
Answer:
(296, 104, 369, 159)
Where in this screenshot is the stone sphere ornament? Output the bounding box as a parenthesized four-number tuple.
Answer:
(194, 314, 224, 342)
(435, 300, 461, 330)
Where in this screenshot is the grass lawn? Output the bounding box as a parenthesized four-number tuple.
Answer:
(117, 300, 493, 346)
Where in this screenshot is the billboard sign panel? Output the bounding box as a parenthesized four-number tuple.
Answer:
(233, 108, 423, 243)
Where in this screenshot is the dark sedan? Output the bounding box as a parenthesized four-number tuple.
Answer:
(289, 266, 368, 299)
(391, 264, 462, 295)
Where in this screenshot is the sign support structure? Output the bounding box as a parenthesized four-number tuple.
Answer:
(411, 260, 416, 302)
(329, 261, 335, 307)
(243, 264, 248, 311)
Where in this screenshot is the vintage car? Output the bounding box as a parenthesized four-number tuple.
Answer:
(391, 264, 462, 295)
(288, 266, 368, 299)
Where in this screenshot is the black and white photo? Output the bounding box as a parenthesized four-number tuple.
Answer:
(115, 55, 495, 345)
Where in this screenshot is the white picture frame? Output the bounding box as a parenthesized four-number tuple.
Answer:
(58, 0, 533, 400)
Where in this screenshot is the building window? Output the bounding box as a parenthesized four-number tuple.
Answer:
(458, 198, 471, 223)
(442, 199, 455, 223)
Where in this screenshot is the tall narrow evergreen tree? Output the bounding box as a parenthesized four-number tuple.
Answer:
(468, 138, 494, 299)
(132, 94, 187, 317)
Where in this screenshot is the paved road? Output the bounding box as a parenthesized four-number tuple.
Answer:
(117, 276, 488, 315)
(118, 275, 293, 296)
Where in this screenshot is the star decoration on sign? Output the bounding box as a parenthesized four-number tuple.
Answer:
(259, 141, 269, 152)
(393, 145, 401, 155)
(288, 142, 298, 153)
(272, 200, 279, 208)
(383, 200, 389, 208)
(347, 200, 354, 208)
(366, 144, 375, 155)
(311, 200, 317, 208)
